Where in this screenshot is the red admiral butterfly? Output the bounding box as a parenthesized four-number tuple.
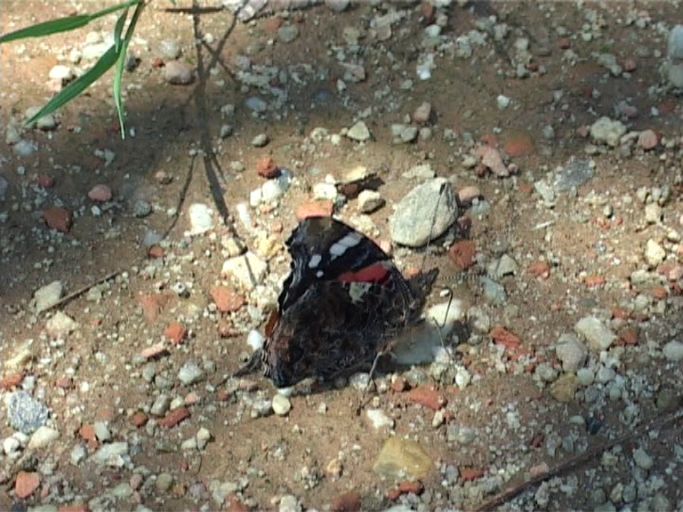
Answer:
(238, 216, 437, 388)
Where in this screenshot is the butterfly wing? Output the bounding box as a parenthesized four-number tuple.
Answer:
(258, 216, 438, 388)
(265, 278, 394, 387)
(277, 216, 391, 310)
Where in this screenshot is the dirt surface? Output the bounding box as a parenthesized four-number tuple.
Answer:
(1, 1, 682, 511)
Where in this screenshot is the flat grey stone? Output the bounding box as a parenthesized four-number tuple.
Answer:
(574, 316, 616, 352)
(33, 280, 64, 313)
(346, 121, 371, 142)
(389, 178, 457, 247)
(590, 117, 626, 147)
(277, 25, 299, 43)
(7, 391, 49, 434)
(555, 333, 587, 372)
(554, 159, 594, 192)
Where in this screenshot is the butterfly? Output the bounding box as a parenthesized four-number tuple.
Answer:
(237, 216, 437, 388)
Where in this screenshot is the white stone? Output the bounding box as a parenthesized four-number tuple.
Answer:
(312, 182, 339, 201)
(575, 316, 616, 352)
(279, 495, 302, 512)
(3, 436, 21, 455)
(48, 64, 74, 82)
(196, 427, 211, 449)
(45, 311, 77, 338)
(259, 172, 291, 203)
(178, 361, 205, 385)
(346, 121, 371, 141)
(247, 329, 264, 351)
(366, 408, 394, 430)
(272, 394, 291, 416)
(668, 25, 683, 59)
(28, 426, 59, 449)
(455, 367, 471, 389)
(496, 94, 511, 109)
(25, 106, 57, 130)
(392, 299, 464, 365)
(187, 203, 214, 235)
(667, 62, 683, 89)
(13, 139, 37, 157)
(181, 437, 198, 450)
(633, 447, 653, 470)
(389, 178, 458, 247)
(92, 442, 129, 466)
(33, 281, 63, 313)
(590, 117, 626, 147)
(644, 239, 666, 268)
(402, 163, 435, 180)
(662, 340, 683, 362)
(93, 422, 111, 442)
(555, 333, 588, 372)
(576, 368, 595, 386)
(357, 190, 385, 213)
(222, 252, 268, 290)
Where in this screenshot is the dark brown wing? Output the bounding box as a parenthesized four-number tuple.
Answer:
(263, 266, 437, 388)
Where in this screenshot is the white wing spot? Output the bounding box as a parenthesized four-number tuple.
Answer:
(329, 232, 363, 259)
(329, 242, 346, 259)
(308, 254, 322, 268)
(338, 232, 362, 247)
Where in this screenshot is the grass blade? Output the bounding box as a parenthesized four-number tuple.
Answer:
(0, 0, 138, 43)
(112, 1, 146, 139)
(26, 45, 119, 127)
(113, 9, 128, 53)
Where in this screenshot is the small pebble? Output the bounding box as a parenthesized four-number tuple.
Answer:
(272, 394, 292, 416)
(178, 362, 205, 385)
(88, 184, 112, 202)
(662, 340, 683, 362)
(346, 121, 371, 142)
(251, 133, 269, 147)
(366, 408, 394, 430)
(164, 61, 194, 85)
(159, 39, 181, 59)
(277, 25, 299, 43)
(633, 447, 653, 470)
(133, 200, 152, 218)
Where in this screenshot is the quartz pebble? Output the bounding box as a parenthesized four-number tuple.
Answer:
(346, 121, 371, 141)
(272, 394, 292, 416)
(575, 316, 616, 352)
(662, 340, 683, 361)
(366, 408, 394, 430)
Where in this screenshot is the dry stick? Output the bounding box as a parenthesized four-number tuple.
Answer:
(42, 155, 198, 314)
(42, 270, 122, 312)
(473, 407, 683, 512)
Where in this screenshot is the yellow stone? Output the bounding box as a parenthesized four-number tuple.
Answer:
(549, 374, 578, 403)
(373, 437, 433, 480)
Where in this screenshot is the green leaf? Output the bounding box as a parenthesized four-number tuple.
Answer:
(113, 45, 128, 137)
(113, 1, 145, 139)
(26, 44, 119, 127)
(113, 9, 128, 52)
(0, 0, 139, 44)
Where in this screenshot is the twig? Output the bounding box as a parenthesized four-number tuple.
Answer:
(42, 270, 122, 313)
(473, 407, 683, 512)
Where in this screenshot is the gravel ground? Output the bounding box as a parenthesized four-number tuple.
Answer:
(0, 1, 682, 511)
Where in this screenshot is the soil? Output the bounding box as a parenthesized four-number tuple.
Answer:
(0, 1, 682, 511)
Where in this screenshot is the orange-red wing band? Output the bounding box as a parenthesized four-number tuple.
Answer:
(337, 262, 391, 284)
